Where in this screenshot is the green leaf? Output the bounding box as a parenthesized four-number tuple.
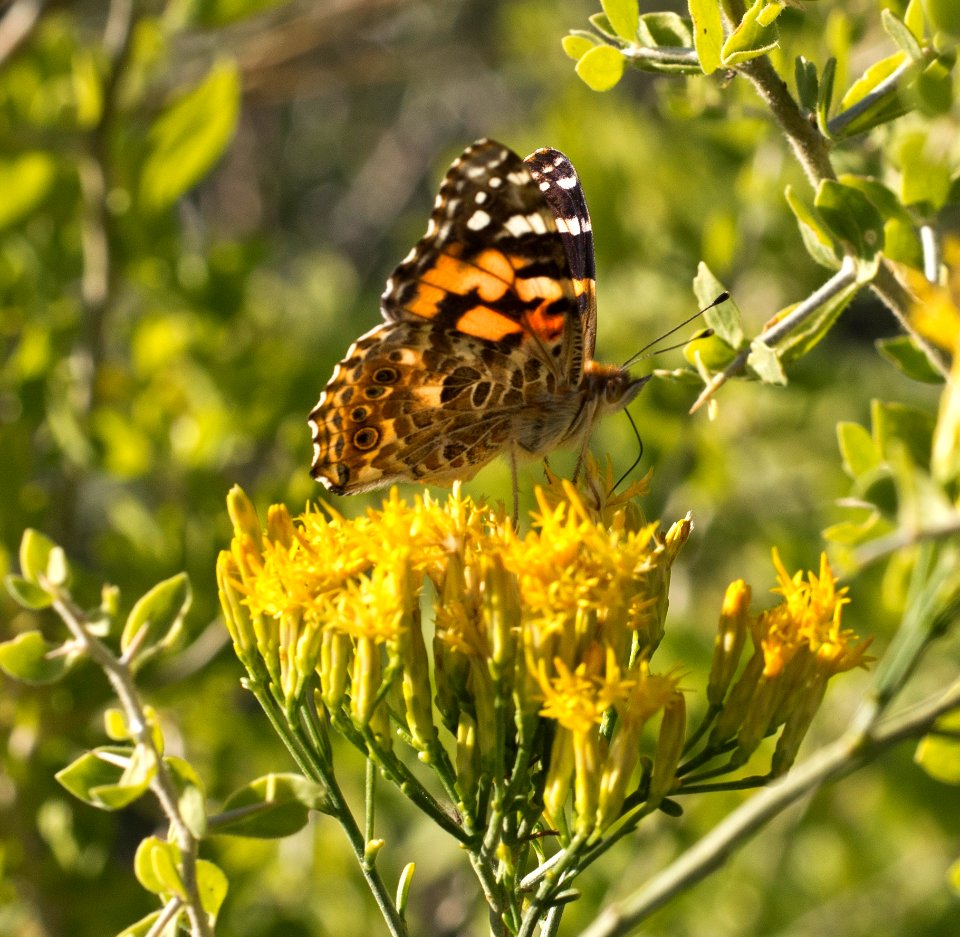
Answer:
(562, 33, 598, 61)
(795, 55, 818, 112)
(56, 746, 154, 810)
(19, 528, 59, 584)
(166, 756, 208, 839)
(897, 130, 950, 214)
(135, 836, 186, 899)
(721, 0, 780, 66)
(689, 0, 723, 74)
(777, 284, 860, 363)
(882, 8, 924, 60)
(814, 179, 885, 261)
(693, 263, 744, 348)
(0, 153, 57, 230)
(785, 185, 841, 269)
(638, 12, 693, 47)
(836, 52, 912, 136)
(922, 0, 960, 37)
(0, 631, 81, 683)
(140, 61, 240, 212)
(5, 575, 53, 610)
(121, 572, 192, 661)
(876, 335, 944, 383)
(588, 12, 620, 41)
(915, 710, 960, 784)
(747, 339, 787, 385)
(116, 911, 171, 937)
(822, 510, 886, 546)
(196, 859, 229, 918)
(873, 399, 935, 468)
(757, 2, 785, 28)
(213, 773, 333, 838)
(601, 0, 639, 42)
(912, 55, 955, 116)
(575, 45, 626, 92)
(816, 57, 836, 135)
(837, 421, 880, 479)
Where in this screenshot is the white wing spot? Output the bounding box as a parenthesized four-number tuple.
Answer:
(504, 214, 532, 236)
(555, 215, 582, 236)
(475, 190, 488, 204)
(489, 176, 503, 188)
(467, 209, 491, 231)
(557, 174, 578, 189)
(538, 180, 550, 191)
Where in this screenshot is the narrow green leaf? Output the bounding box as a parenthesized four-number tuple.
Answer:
(140, 61, 240, 212)
(922, 0, 960, 37)
(0, 631, 80, 683)
(814, 179, 885, 260)
(757, 2, 785, 28)
(0, 153, 57, 230)
(721, 0, 780, 67)
(601, 0, 639, 42)
(876, 335, 944, 383)
(575, 45, 626, 92)
(151, 839, 187, 900)
(166, 756, 208, 839)
(904, 0, 925, 38)
(747, 339, 787, 385)
(882, 8, 924, 60)
(196, 859, 229, 918)
(774, 282, 859, 363)
(816, 57, 836, 135)
(214, 773, 333, 838)
(784, 185, 841, 269)
(689, 0, 723, 74)
(5, 575, 53, 610)
(121, 572, 192, 660)
(795, 55, 818, 112)
(693, 263, 744, 349)
(562, 33, 598, 61)
(837, 421, 880, 479)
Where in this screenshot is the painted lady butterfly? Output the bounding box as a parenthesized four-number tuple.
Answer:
(308, 140, 650, 497)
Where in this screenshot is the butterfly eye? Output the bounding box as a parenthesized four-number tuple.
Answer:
(353, 427, 380, 450)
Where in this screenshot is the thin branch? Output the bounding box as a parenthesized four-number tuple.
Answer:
(0, 0, 44, 65)
(578, 681, 960, 937)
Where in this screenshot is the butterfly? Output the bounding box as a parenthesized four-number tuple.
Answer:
(308, 139, 650, 501)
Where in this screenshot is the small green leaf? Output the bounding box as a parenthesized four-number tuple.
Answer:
(785, 185, 841, 269)
(601, 0, 639, 42)
(835, 52, 912, 136)
(166, 756, 208, 839)
(214, 773, 333, 838)
(104, 708, 129, 741)
(721, 0, 780, 67)
(0, 153, 57, 230)
(876, 335, 944, 383)
(882, 8, 924, 60)
(19, 528, 58, 584)
(693, 263, 744, 348)
(823, 510, 886, 546)
(912, 55, 955, 117)
(135, 836, 186, 898)
(121, 572, 192, 661)
(689, 0, 724, 74)
(898, 131, 954, 211)
(837, 421, 880, 479)
(196, 859, 229, 919)
(56, 746, 144, 809)
(814, 179, 885, 261)
(747, 340, 787, 385)
(140, 61, 240, 212)
(915, 710, 960, 784)
(588, 12, 620, 40)
(795, 55, 818, 112)
(90, 744, 157, 809)
(575, 45, 626, 92)
(562, 33, 598, 61)
(0, 631, 81, 683)
(873, 399, 935, 468)
(816, 57, 837, 135)
(638, 12, 693, 47)
(757, 2, 785, 28)
(5, 575, 53, 610)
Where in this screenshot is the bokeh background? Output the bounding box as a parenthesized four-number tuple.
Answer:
(2, 1, 959, 935)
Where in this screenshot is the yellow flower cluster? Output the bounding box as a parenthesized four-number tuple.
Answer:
(218, 468, 690, 838)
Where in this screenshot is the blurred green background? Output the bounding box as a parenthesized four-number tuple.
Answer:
(1, 1, 959, 935)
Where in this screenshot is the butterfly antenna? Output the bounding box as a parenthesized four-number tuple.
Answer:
(612, 406, 644, 493)
(621, 291, 729, 369)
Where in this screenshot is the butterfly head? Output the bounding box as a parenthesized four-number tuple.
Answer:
(583, 361, 651, 415)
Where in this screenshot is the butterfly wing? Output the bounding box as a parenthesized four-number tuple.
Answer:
(522, 147, 598, 360)
(380, 139, 587, 382)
